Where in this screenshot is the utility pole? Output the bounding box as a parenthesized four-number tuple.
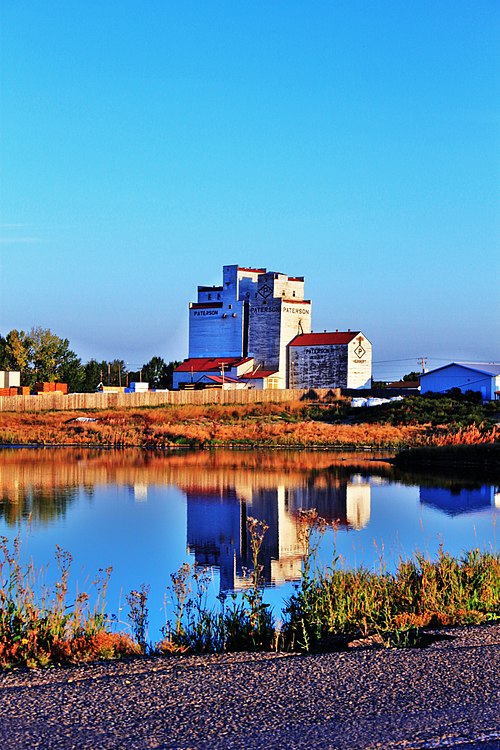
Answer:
(417, 356, 428, 374)
(220, 362, 226, 388)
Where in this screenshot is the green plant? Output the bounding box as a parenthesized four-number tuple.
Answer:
(282, 520, 500, 652)
(0, 535, 137, 668)
(161, 517, 275, 654)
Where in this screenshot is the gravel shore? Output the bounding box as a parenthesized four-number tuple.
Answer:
(1, 624, 499, 750)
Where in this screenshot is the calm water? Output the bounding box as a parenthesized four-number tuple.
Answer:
(1, 447, 498, 640)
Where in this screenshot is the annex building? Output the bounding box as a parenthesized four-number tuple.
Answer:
(174, 263, 372, 391)
(287, 331, 372, 390)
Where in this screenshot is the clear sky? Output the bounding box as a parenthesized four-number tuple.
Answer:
(0, 1, 498, 379)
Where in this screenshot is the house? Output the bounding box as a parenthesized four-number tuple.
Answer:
(173, 356, 254, 390)
(420, 362, 500, 400)
(172, 356, 282, 390)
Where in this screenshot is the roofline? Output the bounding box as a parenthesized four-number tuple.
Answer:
(189, 302, 223, 309)
(421, 362, 500, 378)
(238, 266, 266, 274)
(288, 331, 363, 346)
(241, 370, 279, 379)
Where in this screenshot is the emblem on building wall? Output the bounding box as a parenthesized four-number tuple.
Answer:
(354, 336, 366, 359)
(257, 284, 273, 300)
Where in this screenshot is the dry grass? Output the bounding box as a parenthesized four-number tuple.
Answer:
(0, 403, 497, 449)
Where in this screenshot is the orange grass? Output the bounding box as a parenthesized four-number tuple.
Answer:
(0, 405, 497, 449)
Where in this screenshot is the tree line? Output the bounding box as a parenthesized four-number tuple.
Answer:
(0, 328, 180, 392)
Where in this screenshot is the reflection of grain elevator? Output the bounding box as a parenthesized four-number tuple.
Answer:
(185, 475, 371, 592)
(175, 263, 372, 390)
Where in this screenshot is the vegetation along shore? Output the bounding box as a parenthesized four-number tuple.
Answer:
(0, 394, 498, 452)
(1, 392, 498, 669)
(0, 512, 498, 669)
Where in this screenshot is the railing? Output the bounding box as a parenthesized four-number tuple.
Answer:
(0, 388, 339, 412)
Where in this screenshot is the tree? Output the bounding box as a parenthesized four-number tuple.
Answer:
(26, 327, 82, 388)
(108, 360, 127, 387)
(140, 357, 180, 389)
(0, 327, 83, 390)
(141, 356, 167, 389)
(4, 329, 30, 373)
(402, 371, 421, 382)
(80, 359, 127, 391)
(0, 335, 7, 370)
(81, 360, 106, 392)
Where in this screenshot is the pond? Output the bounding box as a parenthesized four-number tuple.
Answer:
(0, 447, 498, 642)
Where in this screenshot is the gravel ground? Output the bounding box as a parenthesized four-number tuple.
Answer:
(0, 624, 499, 750)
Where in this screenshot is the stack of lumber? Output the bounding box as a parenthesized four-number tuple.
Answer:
(34, 382, 68, 394)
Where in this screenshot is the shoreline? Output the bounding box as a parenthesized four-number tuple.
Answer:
(1, 623, 499, 749)
(0, 399, 498, 455)
(1, 440, 499, 476)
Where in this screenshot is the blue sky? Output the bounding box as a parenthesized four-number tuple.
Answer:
(0, 1, 498, 379)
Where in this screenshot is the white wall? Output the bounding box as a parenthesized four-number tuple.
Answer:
(347, 334, 372, 389)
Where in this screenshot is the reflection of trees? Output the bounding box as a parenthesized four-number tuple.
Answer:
(1, 447, 495, 589)
(0, 487, 79, 526)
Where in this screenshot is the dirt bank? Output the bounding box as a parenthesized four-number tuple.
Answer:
(1, 624, 499, 749)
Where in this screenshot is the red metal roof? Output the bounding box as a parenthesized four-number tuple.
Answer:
(175, 357, 252, 373)
(238, 267, 266, 274)
(242, 370, 278, 379)
(282, 299, 311, 305)
(387, 381, 420, 389)
(289, 332, 361, 346)
(205, 375, 240, 384)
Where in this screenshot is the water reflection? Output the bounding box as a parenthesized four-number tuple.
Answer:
(420, 485, 499, 516)
(0, 447, 386, 528)
(1, 446, 499, 638)
(185, 476, 371, 590)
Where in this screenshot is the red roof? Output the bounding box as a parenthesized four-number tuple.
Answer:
(242, 370, 278, 379)
(289, 332, 361, 346)
(238, 267, 266, 274)
(175, 357, 252, 373)
(387, 381, 420, 389)
(205, 375, 240, 384)
(282, 299, 311, 305)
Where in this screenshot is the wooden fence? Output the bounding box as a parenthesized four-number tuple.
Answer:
(0, 388, 339, 413)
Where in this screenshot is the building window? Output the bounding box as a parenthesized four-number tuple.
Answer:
(268, 378, 279, 390)
(292, 291, 296, 297)
(217, 293, 221, 300)
(228, 304, 232, 309)
(208, 294, 212, 300)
